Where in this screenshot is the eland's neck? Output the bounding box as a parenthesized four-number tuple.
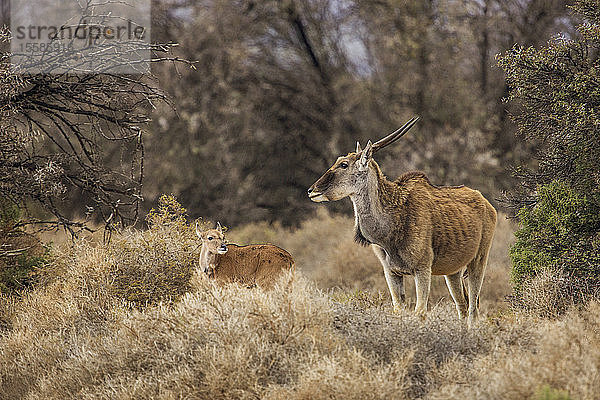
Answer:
(349, 162, 388, 244)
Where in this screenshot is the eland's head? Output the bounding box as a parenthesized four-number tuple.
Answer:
(307, 116, 419, 202)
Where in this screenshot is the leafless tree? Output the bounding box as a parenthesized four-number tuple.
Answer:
(0, 3, 188, 235)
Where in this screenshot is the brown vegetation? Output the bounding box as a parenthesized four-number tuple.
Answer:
(0, 206, 594, 399)
(0, 26, 179, 233)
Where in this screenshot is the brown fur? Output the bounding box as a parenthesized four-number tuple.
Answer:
(212, 244, 295, 288)
(374, 163, 496, 277)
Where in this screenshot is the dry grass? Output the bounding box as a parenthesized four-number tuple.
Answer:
(508, 268, 600, 319)
(0, 206, 597, 399)
(428, 303, 600, 400)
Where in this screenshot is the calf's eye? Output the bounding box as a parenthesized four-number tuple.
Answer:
(208, 236, 213, 241)
(340, 162, 348, 169)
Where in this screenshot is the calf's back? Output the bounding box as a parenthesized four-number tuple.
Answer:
(214, 244, 295, 288)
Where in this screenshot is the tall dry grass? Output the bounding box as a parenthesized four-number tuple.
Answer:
(1, 204, 597, 399)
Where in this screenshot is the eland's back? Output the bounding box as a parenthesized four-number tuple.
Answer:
(391, 172, 497, 276)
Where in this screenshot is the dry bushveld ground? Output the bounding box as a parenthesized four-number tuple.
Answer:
(1, 209, 598, 399)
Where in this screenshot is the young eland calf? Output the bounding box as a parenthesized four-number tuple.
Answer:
(196, 222, 295, 289)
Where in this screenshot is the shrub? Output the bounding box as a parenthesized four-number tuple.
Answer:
(104, 195, 206, 307)
(510, 181, 600, 307)
(510, 268, 600, 318)
(498, 0, 600, 202)
(106, 195, 205, 307)
(6, 264, 599, 399)
(535, 385, 573, 400)
(499, 0, 600, 312)
(428, 302, 600, 400)
(0, 26, 178, 231)
(37, 195, 205, 309)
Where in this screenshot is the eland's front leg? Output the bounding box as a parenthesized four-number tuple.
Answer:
(414, 268, 432, 315)
(384, 267, 405, 312)
(372, 244, 405, 312)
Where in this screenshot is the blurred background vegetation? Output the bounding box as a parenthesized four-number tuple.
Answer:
(0, 0, 583, 226)
(146, 0, 577, 226)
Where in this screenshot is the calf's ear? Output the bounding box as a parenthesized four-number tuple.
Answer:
(195, 221, 203, 239)
(216, 221, 223, 234)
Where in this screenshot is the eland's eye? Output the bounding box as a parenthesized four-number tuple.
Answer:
(208, 236, 213, 241)
(340, 161, 349, 169)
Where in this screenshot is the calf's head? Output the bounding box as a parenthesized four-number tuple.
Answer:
(196, 221, 228, 255)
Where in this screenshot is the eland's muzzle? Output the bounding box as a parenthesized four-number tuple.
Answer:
(217, 244, 228, 254)
(307, 185, 327, 202)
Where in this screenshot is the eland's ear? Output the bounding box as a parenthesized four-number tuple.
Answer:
(216, 221, 223, 234)
(358, 140, 373, 171)
(356, 141, 362, 154)
(195, 221, 203, 239)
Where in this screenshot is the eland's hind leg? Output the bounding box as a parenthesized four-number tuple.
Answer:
(445, 270, 468, 319)
(466, 257, 485, 326)
(467, 207, 496, 327)
(372, 244, 405, 312)
(466, 241, 493, 326)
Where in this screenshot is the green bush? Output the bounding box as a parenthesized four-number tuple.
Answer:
(535, 385, 572, 400)
(0, 198, 21, 227)
(499, 0, 600, 310)
(0, 253, 47, 295)
(510, 180, 600, 293)
(0, 198, 48, 296)
(497, 1, 600, 199)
